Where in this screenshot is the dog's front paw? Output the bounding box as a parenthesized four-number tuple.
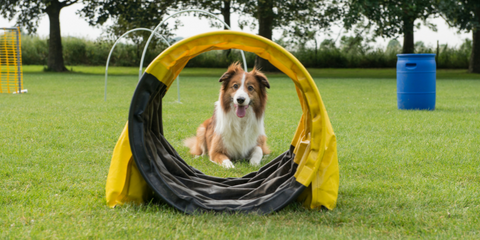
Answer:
(250, 156, 262, 166)
(249, 146, 263, 166)
(221, 159, 235, 169)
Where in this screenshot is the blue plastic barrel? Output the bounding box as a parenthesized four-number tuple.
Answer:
(397, 54, 436, 110)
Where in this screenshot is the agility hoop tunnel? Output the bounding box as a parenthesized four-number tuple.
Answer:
(106, 31, 339, 214)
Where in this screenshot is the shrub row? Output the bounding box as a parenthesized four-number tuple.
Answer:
(20, 35, 166, 67)
(19, 35, 471, 69)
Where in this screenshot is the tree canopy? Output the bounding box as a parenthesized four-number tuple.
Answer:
(2, 0, 478, 72)
(79, 0, 342, 71)
(438, 0, 480, 73)
(79, 0, 181, 40)
(345, 0, 437, 54)
(235, 0, 343, 70)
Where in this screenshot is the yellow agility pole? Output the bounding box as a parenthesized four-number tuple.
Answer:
(0, 27, 24, 94)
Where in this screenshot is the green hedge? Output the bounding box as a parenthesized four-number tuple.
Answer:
(19, 35, 471, 69)
(20, 35, 166, 67)
(292, 39, 471, 69)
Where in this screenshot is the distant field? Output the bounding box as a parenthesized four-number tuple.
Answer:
(1, 69, 479, 238)
(22, 65, 480, 79)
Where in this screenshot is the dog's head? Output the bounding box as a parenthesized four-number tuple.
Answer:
(219, 62, 270, 119)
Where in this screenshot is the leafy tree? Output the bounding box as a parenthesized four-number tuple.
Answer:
(174, 1, 247, 59)
(437, 0, 480, 73)
(1, 0, 80, 71)
(79, 0, 180, 40)
(81, 0, 341, 71)
(344, 0, 437, 54)
(175, 0, 278, 70)
(80, 1, 238, 65)
(79, 0, 181, 65)
(320, 39, 337, 50)
(386, 39, 402, 54)
(176, 0, 238, 30)
(80, 0, 178, 31)
(237, 0, 342, 71)
(340, 35, 372, 54)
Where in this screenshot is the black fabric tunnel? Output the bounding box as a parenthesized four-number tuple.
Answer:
(127, 73, 306, 214)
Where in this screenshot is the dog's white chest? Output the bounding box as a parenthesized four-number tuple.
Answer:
(214, 102, 265, 160)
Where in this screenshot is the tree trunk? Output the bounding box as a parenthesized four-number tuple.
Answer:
(255, 0, 277, 72)
(469, 16, 480, 73)
(402, 16, 415, 54)
(222, 0, 232, 58)
(46, 0, 67, 72)
(222, 0, 231, 30)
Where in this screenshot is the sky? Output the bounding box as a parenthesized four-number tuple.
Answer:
(1, 3, 472, 49)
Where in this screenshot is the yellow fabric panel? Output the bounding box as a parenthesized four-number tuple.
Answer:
(105, 123, 151, 207)
(107, 30, 338, 210)
(296, 129, 339, 210)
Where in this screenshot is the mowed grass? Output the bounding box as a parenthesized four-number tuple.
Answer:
(1, 68, 479, 239)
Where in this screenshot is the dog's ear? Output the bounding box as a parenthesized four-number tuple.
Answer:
(219, 62, 243, 83)
(218, 72, 232, 83)
(252, 68, 270, 89)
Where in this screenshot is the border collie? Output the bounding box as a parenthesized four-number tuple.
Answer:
(184, 62, 271, 169)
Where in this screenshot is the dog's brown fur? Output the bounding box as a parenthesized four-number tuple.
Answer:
(184, 62, 270, 167)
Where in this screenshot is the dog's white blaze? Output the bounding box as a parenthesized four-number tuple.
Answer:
(233, 73, 250, 105)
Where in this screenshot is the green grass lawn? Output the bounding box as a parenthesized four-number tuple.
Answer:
(1, 67, 479, 239)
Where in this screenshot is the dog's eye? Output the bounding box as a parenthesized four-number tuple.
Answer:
(233, 84, 239, 89)
(248, 86, 254, 91)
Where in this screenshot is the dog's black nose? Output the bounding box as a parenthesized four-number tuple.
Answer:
(237, 97, 245, 104)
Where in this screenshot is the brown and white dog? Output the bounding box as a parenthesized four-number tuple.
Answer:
(184, 62, 271, 169)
